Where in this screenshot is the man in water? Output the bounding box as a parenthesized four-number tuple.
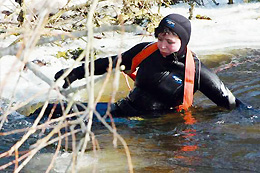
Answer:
(54, 13, 241, 117)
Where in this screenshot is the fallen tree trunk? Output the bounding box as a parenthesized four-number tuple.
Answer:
(0, 25, 147, 58)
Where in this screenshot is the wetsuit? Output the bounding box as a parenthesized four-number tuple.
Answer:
(68, 42, 239, 116)
(51, 13, 241, 118)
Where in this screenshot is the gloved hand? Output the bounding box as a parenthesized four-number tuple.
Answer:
(54, 68, 78, 88)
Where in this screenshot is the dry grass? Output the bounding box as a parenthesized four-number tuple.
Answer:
(0, 0, 134, 172)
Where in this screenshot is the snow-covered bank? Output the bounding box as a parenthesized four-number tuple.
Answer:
(1, 2, 260, 104)
(191, 3, 260, 54)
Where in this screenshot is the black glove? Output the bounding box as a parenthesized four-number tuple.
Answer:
(54, 68, 78, 88)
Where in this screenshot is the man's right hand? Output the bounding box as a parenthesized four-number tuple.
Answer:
(54, 69, 78, 89)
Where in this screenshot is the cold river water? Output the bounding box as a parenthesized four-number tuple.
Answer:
(0, 48, 259, 172)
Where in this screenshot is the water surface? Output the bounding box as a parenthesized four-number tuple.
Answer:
(0, 48, 259, 172)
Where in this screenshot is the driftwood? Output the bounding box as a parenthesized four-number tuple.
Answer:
(0, 25, 147, 58)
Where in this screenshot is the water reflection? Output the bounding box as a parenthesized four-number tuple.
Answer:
(170, 111, 199, 170)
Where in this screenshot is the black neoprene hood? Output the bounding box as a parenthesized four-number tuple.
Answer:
(155, 13, 191, 56)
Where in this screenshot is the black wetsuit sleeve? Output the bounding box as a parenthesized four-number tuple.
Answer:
(70, 56, 117, 80)
(199, 62, 237, 109)
(71, 42, 150, 79)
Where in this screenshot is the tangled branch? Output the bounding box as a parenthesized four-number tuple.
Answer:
(0, 0, 135, 172)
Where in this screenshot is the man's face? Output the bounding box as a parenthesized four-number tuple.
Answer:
(157, 32, 181, 57)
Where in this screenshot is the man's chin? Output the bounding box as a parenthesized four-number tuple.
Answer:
(160, 52, 168, 57)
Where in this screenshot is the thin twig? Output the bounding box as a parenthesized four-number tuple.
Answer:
(45, 130, 62, 173)
(93, 110, 134, 173)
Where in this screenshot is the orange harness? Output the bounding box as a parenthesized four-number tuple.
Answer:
(125, 42, 195, 111)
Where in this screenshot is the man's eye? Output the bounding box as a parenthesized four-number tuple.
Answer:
(168, 41, 175, 44)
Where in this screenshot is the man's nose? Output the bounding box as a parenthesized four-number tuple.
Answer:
(161, 40, 167, 49)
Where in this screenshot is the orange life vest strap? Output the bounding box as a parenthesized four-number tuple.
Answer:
(178, 49, 195, 111)
(125, 42, 195, 111)
(129, 42, 158, 77)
